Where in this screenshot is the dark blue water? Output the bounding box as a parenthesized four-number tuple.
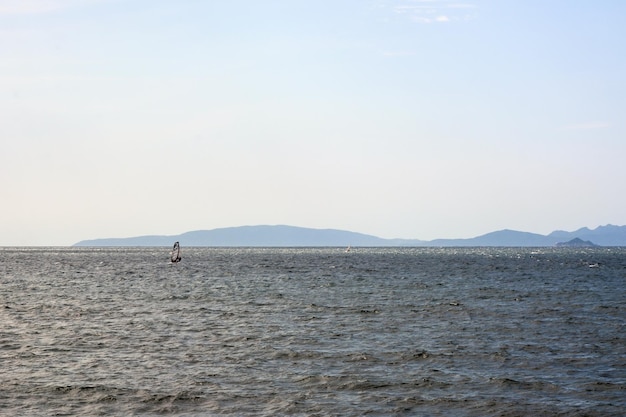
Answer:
(1, 247, 624, 416)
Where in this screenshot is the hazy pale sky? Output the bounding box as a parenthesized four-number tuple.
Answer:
(2, 0, 625, 245)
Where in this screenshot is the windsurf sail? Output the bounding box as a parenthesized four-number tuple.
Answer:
(171, 241, 182, 263)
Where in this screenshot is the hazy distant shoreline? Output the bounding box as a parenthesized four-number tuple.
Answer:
(73, 224, 626, 247)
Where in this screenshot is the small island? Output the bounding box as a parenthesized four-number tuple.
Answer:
(555, 238, 598, 247)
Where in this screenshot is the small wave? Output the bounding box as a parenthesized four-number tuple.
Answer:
(489, 377, 561, 392)
(583, 381, 626, 392)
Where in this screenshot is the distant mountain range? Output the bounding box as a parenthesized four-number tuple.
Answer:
(73, 224, 626, 247)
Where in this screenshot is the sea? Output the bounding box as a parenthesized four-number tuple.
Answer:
(1, 247, 624, 416)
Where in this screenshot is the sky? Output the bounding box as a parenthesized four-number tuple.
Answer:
(1, 0, 625, 246)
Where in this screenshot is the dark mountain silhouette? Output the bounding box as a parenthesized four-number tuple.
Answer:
(428, 229, 554, 247)
(74, 225, 408, 247)
(73, 224, 626, 247)
(549, 225, 626, 246)
(178, 225, 392, 246)
(555, 238, 598, 247)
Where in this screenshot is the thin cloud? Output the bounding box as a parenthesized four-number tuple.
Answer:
(392, 0, 477, 23)
(410, 16, 434, 24)
(448, 3, 478, 9)
(0, 0, 107, 15)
